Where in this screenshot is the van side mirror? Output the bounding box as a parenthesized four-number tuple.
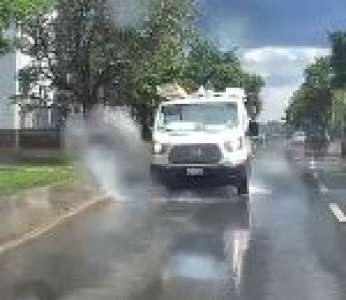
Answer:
(248, 121, 259, 137)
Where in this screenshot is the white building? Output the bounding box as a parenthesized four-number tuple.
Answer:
(0, 34, 57, 129)
(0, 29, 21, 129)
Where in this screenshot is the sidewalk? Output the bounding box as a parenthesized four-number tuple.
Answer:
(305, 142, 346, 220)
(0, 182, 108, 254)
(313, 163, 346, 211)
(306, 140, 343, 160)
(287, 139, 346, 220)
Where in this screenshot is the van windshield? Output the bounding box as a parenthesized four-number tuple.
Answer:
(160, 102, 238, 131)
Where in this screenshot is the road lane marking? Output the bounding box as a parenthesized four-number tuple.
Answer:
(329, 203, 346, 223)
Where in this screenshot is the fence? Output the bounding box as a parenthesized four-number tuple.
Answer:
(0, 129, 62, 151)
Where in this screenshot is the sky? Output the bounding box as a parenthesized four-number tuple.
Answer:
(201, 0, 346, 121)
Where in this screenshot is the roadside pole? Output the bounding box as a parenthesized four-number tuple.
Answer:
(342, 121, 345, 156)
(14, 104, 20, 155)
(340, 90, 346, 157)
(333, 90, 346, 157)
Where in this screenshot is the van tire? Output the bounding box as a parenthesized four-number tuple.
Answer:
(237, 167, 249, 195)
(150, 165, 161, 185)
(150, 166, 170, 187)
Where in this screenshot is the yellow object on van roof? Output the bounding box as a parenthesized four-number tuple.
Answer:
(157, 83, 247, 102)
(157, 83, 188, 100)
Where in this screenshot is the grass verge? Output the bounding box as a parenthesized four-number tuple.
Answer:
(0, 164, 77, 196)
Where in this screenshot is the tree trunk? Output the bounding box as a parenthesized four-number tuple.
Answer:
(82, 93, 95, 119)
(134, 104, 153, 141)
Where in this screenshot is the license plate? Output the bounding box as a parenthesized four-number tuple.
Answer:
(186, 168, 204, 176)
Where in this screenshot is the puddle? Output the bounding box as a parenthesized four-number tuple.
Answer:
(163, 251, 226, 281)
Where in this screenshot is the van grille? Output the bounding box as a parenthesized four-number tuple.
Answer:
(168, 144, 222, 164)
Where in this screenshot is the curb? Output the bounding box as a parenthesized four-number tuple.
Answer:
(0, 195, 109, 256)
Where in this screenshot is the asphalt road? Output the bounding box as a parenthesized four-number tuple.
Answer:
(1, 141, 346, 300)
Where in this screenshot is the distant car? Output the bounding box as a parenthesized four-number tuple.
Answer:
(306, 132, 330, 149)
(291, 131, 306, 144)
(271, 133, 283, 139)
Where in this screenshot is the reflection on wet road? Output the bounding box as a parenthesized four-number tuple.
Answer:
(158, 201, 250, 300)
(1, 141, 346, 299)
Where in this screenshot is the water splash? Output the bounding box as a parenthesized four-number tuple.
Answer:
(65, 106, 152, 202)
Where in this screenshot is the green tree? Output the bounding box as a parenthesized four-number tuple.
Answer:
(330, 31, 346, 155)
(0, 0, 49, 54)
(182, 38, 264, 117)
(16, 0, 263, 137)
(243, 73, 265, 118)
(286, 57, 333, 132)
(121, 0, 198, 136)
(18, 0, 197, 136)
(183, 39, 243, 90)
(330, 32, 346, 89)
(18, 0, 128, 114)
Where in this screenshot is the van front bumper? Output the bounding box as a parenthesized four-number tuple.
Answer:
(150, 163, 248, 185)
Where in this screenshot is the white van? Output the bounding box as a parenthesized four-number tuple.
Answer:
(150, 88, 258, 194)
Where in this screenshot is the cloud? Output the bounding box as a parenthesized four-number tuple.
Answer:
(240, 46, 330, 121)
(201, 0, 346, 48)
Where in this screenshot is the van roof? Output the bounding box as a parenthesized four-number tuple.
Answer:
(160, 96, 241, 106)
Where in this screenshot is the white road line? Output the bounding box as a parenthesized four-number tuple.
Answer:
(329, 203, 346, 223)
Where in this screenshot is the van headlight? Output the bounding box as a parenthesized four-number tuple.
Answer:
(224, 137, 243, 152)
(152, 142, 168, 154)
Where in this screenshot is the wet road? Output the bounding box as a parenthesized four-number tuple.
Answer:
(1, 141, 346, 299)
